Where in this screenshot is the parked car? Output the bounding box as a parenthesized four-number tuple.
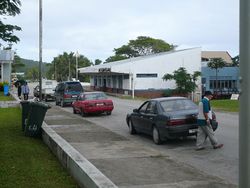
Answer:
(33, 80, 58, 101)
(126, 97, 218, 145)
(72, 91, 114, 116)
(54, 81, 83, 107)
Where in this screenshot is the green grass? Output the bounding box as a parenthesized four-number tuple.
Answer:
(211, 99, 239, 112)
(0, 108, 78, 188)
(0, 92, 14, 101)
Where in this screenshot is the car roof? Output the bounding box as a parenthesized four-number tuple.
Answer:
(149, 97, 188, 102)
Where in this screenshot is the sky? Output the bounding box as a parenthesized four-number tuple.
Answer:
(5, 0, 239, 63)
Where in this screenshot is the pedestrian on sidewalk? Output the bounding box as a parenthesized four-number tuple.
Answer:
(21, 82, 30, 100)
(196, 91, 223, 150)
(17, 82, 22, 99)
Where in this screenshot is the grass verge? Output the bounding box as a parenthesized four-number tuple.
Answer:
(211, 99, 239, 112)
(0, 107, 78, 188)
(0, 91, 14, 101)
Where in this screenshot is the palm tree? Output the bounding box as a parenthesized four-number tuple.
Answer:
(207, 58, 226, 96)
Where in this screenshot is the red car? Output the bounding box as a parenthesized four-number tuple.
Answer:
(72, 92, 114, 116)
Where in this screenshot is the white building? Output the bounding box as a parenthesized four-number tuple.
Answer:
(0, 50, 14, 84)
(79, 48, 202, 99)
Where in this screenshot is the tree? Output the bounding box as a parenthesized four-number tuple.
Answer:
(105, 36, 174, 63)
(0, 0, 22, 44)
(47, 52, 92, 82)
(26, 67, 39, 81)
(12, 54, 25, 73)
(232, 55, 239, 67)
(94, 59, 102, 65)
(207, 58, 226, 95)
(162, 67, 201, 95)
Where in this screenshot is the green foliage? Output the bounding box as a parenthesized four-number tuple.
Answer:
(207, 58, 226, 69)
(0, 0, 22, 44)
(47, 52, 92, 81)
(12, 54, 25, 73)
(162, 67, 201, 95)
(105, 36, 174, 63)
(0, 107, 78, 187)
(163, 89, 173, 97)
(94, 59, 102, 65)
(232, 55, 239, 67)
(0, 81, 9, 91)
(26, 67, 39, 81)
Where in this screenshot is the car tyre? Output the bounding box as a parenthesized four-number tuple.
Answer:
(128, 119, 136, 135)
(106, 111, 111, 115)
(60, 100, 65, 107)
(152, 126, 162, 145)
(81, 109, 86, 117)
(73, 107, 77, 114)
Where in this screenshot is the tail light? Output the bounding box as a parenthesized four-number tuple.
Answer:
(167, 119, 185, 126)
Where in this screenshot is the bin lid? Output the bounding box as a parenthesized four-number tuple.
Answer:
(29, 102, 51, 109)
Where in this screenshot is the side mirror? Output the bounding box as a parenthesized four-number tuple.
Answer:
(133, 109, 138, 113)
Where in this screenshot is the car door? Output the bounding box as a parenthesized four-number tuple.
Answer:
(131, 101, 149, 132)
(141, 101, 158, 134)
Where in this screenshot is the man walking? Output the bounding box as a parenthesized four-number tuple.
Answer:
(196, 91, 223, 150)
(21, 82, 30, 100)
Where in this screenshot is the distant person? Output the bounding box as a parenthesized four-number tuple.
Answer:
(196, 91, 223, 150)
(17, 82, 22, 99)
(21, 82, 30, 100)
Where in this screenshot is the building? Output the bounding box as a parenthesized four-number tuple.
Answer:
(201, 51, 239, 97)
(79, 48, 202, 99)
(201, 51, 233, 64)
(0, 49, 14, 84)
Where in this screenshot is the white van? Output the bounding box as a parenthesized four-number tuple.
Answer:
(42, 79, 58, 101)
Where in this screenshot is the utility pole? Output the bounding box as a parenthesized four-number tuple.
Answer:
(239, 0, 250, 187)
(39, 0, 42, 101)
(75, 51, 79, 81)
(68, 60, 71, 81)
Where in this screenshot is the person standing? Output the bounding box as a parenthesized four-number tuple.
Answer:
(17, 82, 22, 99)
(21, 82, 30, 100)
(196, 91, 223, 150)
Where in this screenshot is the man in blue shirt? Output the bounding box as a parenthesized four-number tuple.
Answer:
(196, 91, 223, 150)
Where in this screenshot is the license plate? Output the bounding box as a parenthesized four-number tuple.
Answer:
(189, 129, 196, 134)
(72, 95, 77, 98)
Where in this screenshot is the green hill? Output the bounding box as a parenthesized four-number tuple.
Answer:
(15, 58, 49, 73)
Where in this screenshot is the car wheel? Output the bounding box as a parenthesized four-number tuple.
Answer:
(152, 126, 162, 145)
(73, 107, 77, 114)
(60, 100, 65, 107)
(128, 119, 136, 135)
(55, 99, 58, 105)
(106, 111, 111, 115)
(81, 109, 86, 117)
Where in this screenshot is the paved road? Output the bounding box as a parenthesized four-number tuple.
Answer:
(57, 96, 238, 186)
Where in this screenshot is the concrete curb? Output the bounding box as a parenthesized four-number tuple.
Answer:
(42, 122, 118, 188)
(0, 91, 20, 108)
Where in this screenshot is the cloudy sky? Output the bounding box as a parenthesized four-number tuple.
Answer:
(6, 0, 239, 63)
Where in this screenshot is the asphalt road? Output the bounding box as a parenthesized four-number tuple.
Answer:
(55, 96, 238, 186)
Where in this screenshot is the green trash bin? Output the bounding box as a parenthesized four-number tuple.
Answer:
(24, 102, 51, 137)
(20, 101, 30, 131)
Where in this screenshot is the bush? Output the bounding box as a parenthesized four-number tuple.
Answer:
(0, 81, 9, 91)
(163, 89, 173, 97)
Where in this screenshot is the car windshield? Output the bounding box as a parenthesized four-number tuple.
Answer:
(85, 93, 107, 100)
(160, 99, 197, 112)
(65, 83, 83, 92)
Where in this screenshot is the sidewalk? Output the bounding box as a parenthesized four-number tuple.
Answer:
(42, 106, 237, 188)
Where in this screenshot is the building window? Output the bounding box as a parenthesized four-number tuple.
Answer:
(123, 74, 129, 79)
(136, 73, 158, 78)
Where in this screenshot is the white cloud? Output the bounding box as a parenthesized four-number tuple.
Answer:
(4, 0, 239, 62)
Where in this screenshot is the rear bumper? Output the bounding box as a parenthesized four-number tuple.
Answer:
(84, 106, 114, 113)
(160, 124, 198, 139)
